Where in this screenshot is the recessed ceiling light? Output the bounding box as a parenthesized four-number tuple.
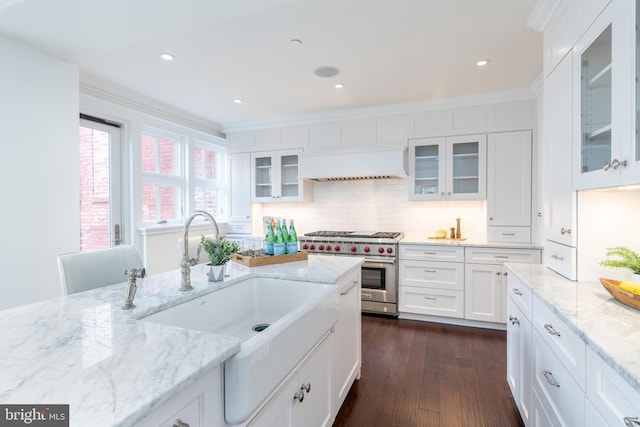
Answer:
(233, 99, 243, 104)
(334, 83, 344, 89)
(289, 39, 303, 48)
(476, 59, 490, 67)
(159, 53, 175, 61)
(315, 66, 340, 78)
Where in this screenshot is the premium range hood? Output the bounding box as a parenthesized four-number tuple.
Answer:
(298, 147, 407, 181)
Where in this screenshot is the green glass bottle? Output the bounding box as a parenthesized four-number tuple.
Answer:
(265, 223, 275, 255)
(287, 219, 298, 254)
(273, 221, 285, 256)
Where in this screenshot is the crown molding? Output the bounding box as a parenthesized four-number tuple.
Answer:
(222, 87, 536, 133)
(80, 73, 225, 138)
(527, 0, 561, 32)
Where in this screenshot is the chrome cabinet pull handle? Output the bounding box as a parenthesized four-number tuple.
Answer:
(544, 323, 561, 337)
(423, 269, 437, 273)
(560, 227, 571, 235)
(624, 416, 640, 426)
(496, 271, 501, 276)
(502, 233, 515, 236)
(294, 390, 305, 402)
(508, 315, 520, 326)
(543, 370, 560, 387)
(611, 159, 628, 169)
(424, 296, 437, 300)
(301, 383, 311, 393)
(495, 255, 509, 259)
(423, 252, 437, 255)
(173, 419, 190, 427)
(340, 281, 359, 295)
(603, 161, 611, 171)
(551, 254, 564, 261)
(512, 288, 523, 296)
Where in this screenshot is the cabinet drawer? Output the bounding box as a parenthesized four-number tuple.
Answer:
(399, 286, 464, 318)
(507, 269, 533, 319)
(399, 260, 464, 290)
(227, 221, 252, 234)
(465, 247, 541, 265)
(533, 332, 584, 427)
(586, 346, 640, 427)
(399, 245, 464, 262)
(487, 226, 531, 243)
(544, 240, 577, 280)
(532, 297, 586, 389)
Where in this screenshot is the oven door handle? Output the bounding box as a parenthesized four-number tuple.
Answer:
(363, 259, 396, 265)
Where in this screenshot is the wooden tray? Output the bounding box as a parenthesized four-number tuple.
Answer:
(427, 237, 467, 241)
(232, 251, 308, 267)
(599, 278, 640, 310)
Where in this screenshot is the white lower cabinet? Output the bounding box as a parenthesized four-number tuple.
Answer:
(134, 367, 222, 427)
(506, 295, 532, 426)
(249, 331, 335, 427)
(585, 346, 640, 427)
(334, 270, 361, 411)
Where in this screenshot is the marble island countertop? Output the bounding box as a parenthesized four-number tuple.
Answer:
(0, 255, 363, 427)
(507, 263, 640, 394)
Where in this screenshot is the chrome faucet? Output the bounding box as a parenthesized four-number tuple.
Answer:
(122, 267, 146, 310)
(180, 210, 219, 291)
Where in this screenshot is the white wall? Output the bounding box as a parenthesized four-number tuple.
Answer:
(254, 179, 487, 241)
(577, 189, 640, 282)
(0, 37, 79, 309)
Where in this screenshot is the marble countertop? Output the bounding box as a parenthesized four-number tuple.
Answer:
(506, 263, 640, 393)
(400, 234, 543, 249)
(0, 255, 363, 427)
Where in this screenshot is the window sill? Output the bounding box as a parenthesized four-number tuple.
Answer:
(138, 221, 229, 236)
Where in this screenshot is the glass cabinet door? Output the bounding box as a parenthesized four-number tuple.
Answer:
(580, 24, 612, 174)
(279, 154, 299, 198)
(408, 138, 445, 199)
(446, 134, 487, 200)
(254, 156, 272, 198)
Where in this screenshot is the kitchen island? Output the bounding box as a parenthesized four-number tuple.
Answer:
(506, 263, 640, 425)
(0, 255, 363, 426)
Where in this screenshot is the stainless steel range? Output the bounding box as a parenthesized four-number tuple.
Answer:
(299, 231, 404, 316)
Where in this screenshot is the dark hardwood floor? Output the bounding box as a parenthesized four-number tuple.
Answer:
(333, 315, 524, 427)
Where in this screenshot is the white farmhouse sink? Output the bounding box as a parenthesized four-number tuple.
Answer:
(140, 277, 339, 424)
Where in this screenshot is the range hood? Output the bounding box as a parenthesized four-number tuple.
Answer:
(298, 147, 407, 181)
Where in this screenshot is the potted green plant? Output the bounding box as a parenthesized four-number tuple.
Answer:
(599, 247, 640, 281)
(200, 236, 240, 281)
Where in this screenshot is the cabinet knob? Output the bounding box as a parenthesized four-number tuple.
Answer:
(560, 227, 571, 235)
(301, 383, 311, 393)
(173, 419, 190, 427)
(603, 161, 611, 171)
(294, 390, 305, 402)
(611, 159, 628, 169)
(489, 216, 494, 221)
(496, 271, 501, 276)
(623, 416, 640, 426)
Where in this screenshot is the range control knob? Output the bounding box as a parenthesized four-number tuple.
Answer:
(309, 244, 315, 250)
(318, 245, 324, 250)
(325, 245, 332, 251)
(334, 246, 341, 252)
(386, 247, 393, 254)
(378, 247, 384, 254)
(364, 247, 370, 253)
(350, 246, 357, 253)
(302, 244, 309, 250)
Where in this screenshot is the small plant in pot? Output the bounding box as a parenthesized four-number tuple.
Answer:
(200, 236, 240, 281)
(600, 247, 640, 281)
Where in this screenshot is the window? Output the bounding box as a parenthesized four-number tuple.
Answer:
(192, 143, 223, 216)
(141, 130, 183, 223)
(140, 128, 225, 225)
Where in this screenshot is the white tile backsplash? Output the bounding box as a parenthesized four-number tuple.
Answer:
(253, 179, 487, 240)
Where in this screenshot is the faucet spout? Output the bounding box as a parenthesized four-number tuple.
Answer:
(180, 210, 219, 291)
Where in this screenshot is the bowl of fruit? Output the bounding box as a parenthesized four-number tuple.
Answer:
(599, 278, 640, 310)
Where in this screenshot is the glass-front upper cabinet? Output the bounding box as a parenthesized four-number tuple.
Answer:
(250, 149, 304, 203)
(408, 134, 486, 200)
(573, 1, 640, 188)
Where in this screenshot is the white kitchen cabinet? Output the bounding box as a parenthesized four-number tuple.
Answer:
(374, 115, 407, 147)
(249, 331, 334, 427)
(334, 270, 361, 411)
(228, 153, 251, 233)
(506, 296, 532, 427)
(134, 367, 222, 427)
(464, 248, 541, 323)
(585, 346, 640, 427)
(250, 149, 304, 202)
(340, 118, 375, 149)
(408, 134, 486, 200)
(487, 130, 532, 242)
(573, 1, 640, 189)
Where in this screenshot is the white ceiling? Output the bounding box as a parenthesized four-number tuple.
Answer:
(0, 0, 542, 131)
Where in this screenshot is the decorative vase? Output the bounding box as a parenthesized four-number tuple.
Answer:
(207, 264, 226, 282)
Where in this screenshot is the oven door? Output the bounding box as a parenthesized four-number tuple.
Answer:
(360, 259, 397, 313)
